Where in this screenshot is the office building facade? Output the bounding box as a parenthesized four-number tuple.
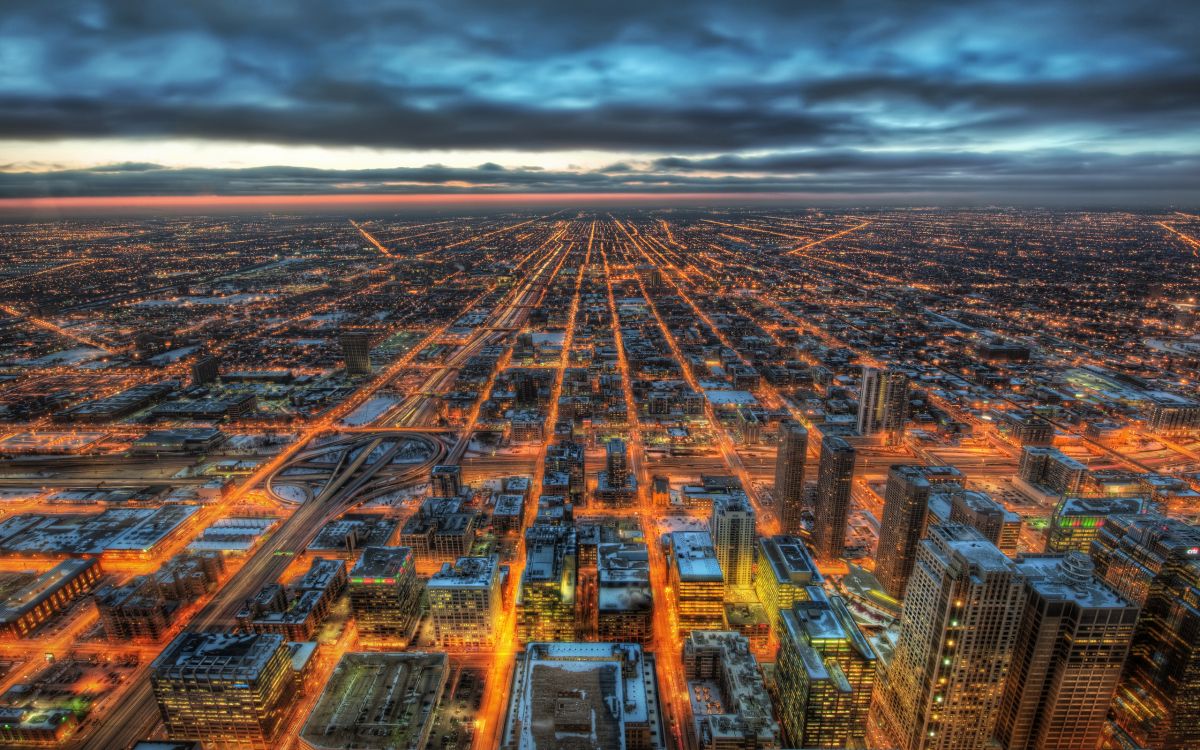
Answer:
(775, 589, 876, 748)
(995, 552, 1138, 750)
(874, 465, 966, 600)
(151, 632, 296, 749)
(1091, 513, 1200, 750)
(875, 524, 1025, 750)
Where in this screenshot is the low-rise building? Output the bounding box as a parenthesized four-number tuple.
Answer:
(683, 631, 780, 750)
(0, 558, 102, 638)
(501, 642, 666, 750)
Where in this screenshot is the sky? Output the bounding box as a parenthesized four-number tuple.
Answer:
(1, 0, 1198, 206)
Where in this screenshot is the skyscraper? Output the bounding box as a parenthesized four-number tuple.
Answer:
(775, 420, 809, 535)
(1017, 446, 1088, 496)
(668, 531, 725, 633)
(190, 354, 219, 386)
(875, 524, 1026, 750)
(856, 366, 910, 445)
(945, 485, 1022, 557)
(339, 330, 373, 376)
(812, 434, 856, 561)
(995, 552, 1137, 750)
(711, 494, 756, 591)
(775, 588, 877, 748)
(874, 465, 965, 600)
(1090, 513, 1200, 750)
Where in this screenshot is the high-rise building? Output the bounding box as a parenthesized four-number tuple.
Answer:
(711, 494, 755, 591)
(607, 438, 628, 486)
(339, 330, 373, 376)
(995, 552, 1138, 750)
(427, 556, 502, 648)
(348, 546, 423, 644)
(151, 632, 296, 749)
(944, 484, 1022, 557)
(189, 354, 219, 386)
(1017, 446, 1088, 495)
(857, 367, 910, 445)
(1090, 513, 1200, 750)
(430, 464, 462, 497)
(993, 409, 1054, 447)
(756, 535, 822, 632)
(775, 588, 877, 749)
(669, 531, 726, 633)
(875, 465, 966, 600)
(682, 630, 780, 750)
(1144, 391, 1200, 435)
(774, 420, 809, 535)
(812, 435, 856, 561)
(501, 642, 667, 750)
(875, 524, 1026, 750)
(1045, 495, 1145, 553)
(516, 524, 577, 643)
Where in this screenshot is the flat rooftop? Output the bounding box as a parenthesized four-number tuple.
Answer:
(300, 652, 447, 750)
(504, 642, 663, 750)
(428, 556, 497, 589)
(350, 546, 415, 579)
(152, 631, 285, 681)
(1016, 553, 1135, 609)
(759, 535, 822, 585)
(670, 531, 723, 582)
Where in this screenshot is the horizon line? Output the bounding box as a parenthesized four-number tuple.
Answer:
(0, 191, 848, 210)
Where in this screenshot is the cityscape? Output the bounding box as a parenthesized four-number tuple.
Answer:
(2, 1, 1200, 749)
(0, 210, 1195, 750)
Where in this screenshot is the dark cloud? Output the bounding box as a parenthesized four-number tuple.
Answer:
(1, 0, 1198, 200)
(3, 151, 1197, 206)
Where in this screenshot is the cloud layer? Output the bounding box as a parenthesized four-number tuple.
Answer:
(2, 0, 1198, 202)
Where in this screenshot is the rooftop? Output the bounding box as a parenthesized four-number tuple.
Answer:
(350, 546, 414, 580)
(670, 531, 723, 582)
(1015, 553, 1134, 609)
(300, 652, 447, 750)
(152, 631, 286, 680)
(428, 556, 498, 589)
(759, 535, 822, 586)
